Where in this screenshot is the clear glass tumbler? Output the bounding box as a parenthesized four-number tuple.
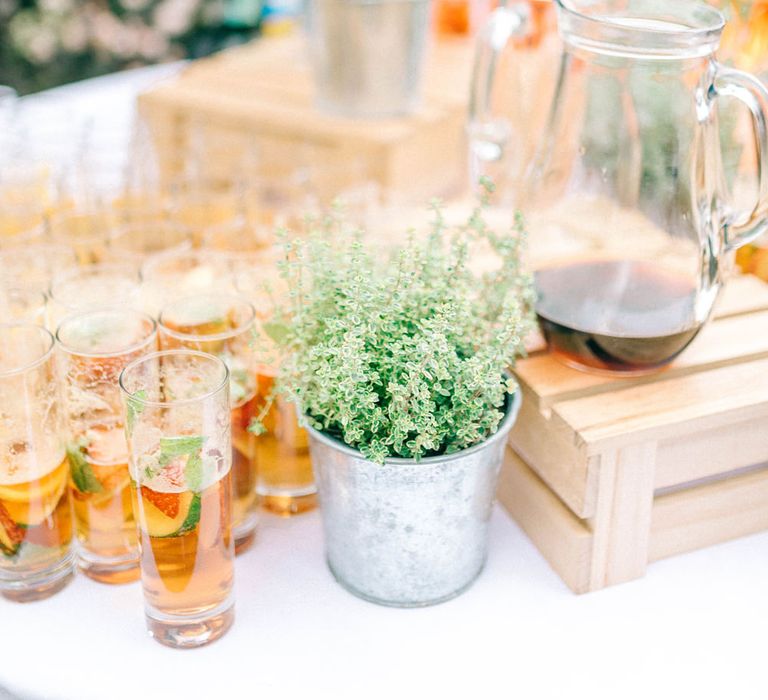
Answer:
(57, 309, 158, 583)
(158, 295, 259, 554)
(119, 350, 235, 648)
(48, 262, 142, 330)
(0, 323, 74, 602)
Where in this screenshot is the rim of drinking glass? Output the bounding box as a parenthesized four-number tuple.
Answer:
(555, 0, 725, 48)
(49, 261, 142, 303)
(158, 293, 257, 343)
(0, 241, 78, 268)
(0, 322, 55, 377)
(56, 308, 158, 358)
(5, 286, 47, 306)
(140, 247, 234, 281)
(118, 348, 230, 408)
(0, 222, 48, 246)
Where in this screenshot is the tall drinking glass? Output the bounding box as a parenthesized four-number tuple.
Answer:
(57, 310, 157, 583)
(119, 350, 235, 648)
(233, 252, 317, 517)
(158, 295, 259, 553)
(0, 324, 74, 602)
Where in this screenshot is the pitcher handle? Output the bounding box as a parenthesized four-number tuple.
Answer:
(712, 65, 768, 251)
(468, 2, 532, 187)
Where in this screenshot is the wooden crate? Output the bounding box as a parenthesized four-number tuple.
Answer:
(499, 274, 768, 593)
(137, 35, 474, 201)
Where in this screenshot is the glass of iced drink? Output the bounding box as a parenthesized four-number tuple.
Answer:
(48, 262, 141, 330)
(119, 350, 235, 648)
(233, 249, 317, 517)
(0, 323, 74, 601)
(158, 294, 259, 554)
(139, 250, 236, 318)
(48, 209, 116, 266)
(107, 222, 192, 269)
(57, 309, 157, 583)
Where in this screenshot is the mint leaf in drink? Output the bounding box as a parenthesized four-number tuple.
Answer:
(66, 443, 103, 494)
(184, 452, 204, 492)
(173, 494, 201, 536)
(157, 436, 205, 466)
(126, 390, 147, 432)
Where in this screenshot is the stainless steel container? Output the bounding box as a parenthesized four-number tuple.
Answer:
(305, 0, 431, 117)
(307, 390, 522, 607)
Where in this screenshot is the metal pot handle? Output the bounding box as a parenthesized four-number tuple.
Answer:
(712, 64, 768, 251)
(467, 3, 531, 187)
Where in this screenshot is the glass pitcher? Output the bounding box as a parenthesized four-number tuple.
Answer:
(470, 0, 768, 374)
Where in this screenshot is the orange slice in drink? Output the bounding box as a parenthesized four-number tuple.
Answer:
(0, 502, 24, 556)
(138, 487, 200, 538)
(0, 458, 69, 526)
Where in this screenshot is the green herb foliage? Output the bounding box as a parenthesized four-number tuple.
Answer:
(66, 443, 103, 494)
(254, 181, 536, 463)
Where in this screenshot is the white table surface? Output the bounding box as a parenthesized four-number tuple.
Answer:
(3, 62, 768, 700)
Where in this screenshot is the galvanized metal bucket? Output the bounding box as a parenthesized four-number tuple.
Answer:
(307, 390, 522, 607)
(305, 0, 431, 117)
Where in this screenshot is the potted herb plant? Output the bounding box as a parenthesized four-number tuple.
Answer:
(254, 183, 536, 607)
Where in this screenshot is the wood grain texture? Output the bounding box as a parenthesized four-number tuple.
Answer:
(650, 465, 768, 561)
(498, 448, 593, 593)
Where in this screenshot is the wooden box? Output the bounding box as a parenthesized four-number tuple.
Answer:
(499, 274, 768, 593)
(137, 35, 474, 201)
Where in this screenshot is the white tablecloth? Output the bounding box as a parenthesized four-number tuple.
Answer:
(2, 64, 768, 700)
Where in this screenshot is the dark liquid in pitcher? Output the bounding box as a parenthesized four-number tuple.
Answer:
(535, 260, 704, 373)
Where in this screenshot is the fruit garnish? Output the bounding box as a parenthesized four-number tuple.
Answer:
(0, 459, 69, 526)
(139, 489, 201, 537)
(67, 444, 103, 494)
(0, 502, 24, 556)
(140, 486, 180, 519)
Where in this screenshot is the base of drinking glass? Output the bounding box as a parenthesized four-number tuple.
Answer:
(77, 550, 140, 584)
(0, 549, 75, 603)
(259, 491, 318, 517)
(233, 512, 258, 556)
(145, 597, 235, 649)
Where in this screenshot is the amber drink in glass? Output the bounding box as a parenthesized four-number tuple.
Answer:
(158, 295, 258, 553)
(57, 309, 157, 583)
(0, 324, 74, 601)
(119, 350, 234, 648)
(233, 252, 317, 516)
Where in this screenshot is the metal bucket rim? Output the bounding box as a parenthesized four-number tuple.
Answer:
(305, 385, 522, 466)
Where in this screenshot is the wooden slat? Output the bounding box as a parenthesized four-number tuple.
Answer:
(650, 465, 768, 561)
(551, 356, 768, 452)
(655, 417, 768, 489)
(588, 443, 656, 588)
(508, 395, 597, 518)
(498, 448, 593, 594)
